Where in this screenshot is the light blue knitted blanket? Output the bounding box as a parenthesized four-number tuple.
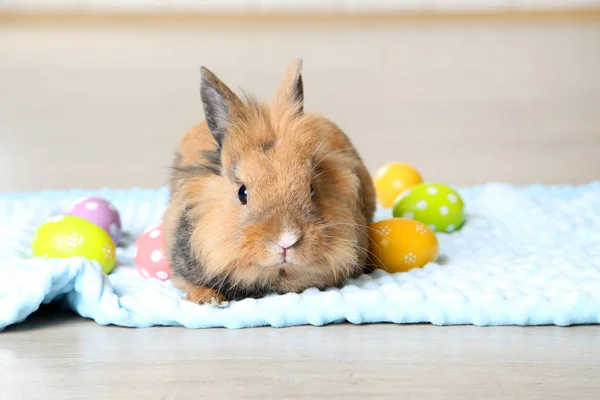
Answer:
(1, 182, 599, 330)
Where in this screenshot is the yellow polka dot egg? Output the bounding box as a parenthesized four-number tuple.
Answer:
(374, 162, 423, 208)
(32, 215, 117, 274)
(369, 218, 439, 273)
(393, 183, 465, 233)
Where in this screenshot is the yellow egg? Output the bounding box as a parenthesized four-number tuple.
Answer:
(32, 215, 117, 274)
(369, 218, 439, 273)
(374, 163, 423, 208)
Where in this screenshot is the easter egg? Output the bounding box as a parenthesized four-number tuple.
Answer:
(392, 183, 465, 233)
(374, 163, 423, 208)
(32, 215, 116, 274)
(67, 196, 122, 244)
(134, 223, 171, 281)
(369, 218, 439, 273)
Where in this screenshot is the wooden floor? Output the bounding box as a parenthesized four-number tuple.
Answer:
(1, 306, 599, 399)
(1, 16, 600, 399)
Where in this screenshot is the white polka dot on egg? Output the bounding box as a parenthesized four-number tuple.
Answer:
(156, 271, 169, 280)
(149, 229, 161, 239)
(426, 187, 438, 195)
(102, 244, 115, 260)
(392, 180, 404, 189)
(108, 203, 117, 211)
(439, 205, 449, 216)
(403, 211, 414, 219)
(448, 193, 458, 203)
(150, 250, 163, 263)
(416, 200, 428, 210)
(85, 201, 99, 211)
(141, 268, 150, 278)
(446, 224, 455, 232)
(428, 224, 436, 231)
(403, 252, 416, 265)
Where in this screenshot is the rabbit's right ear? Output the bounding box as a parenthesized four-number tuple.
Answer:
(200, 67, 243, 145)
(272, 59, 303, 117)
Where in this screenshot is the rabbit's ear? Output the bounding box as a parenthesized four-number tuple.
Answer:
(200, 67, 243, 143)
(272, 59, 304, 116)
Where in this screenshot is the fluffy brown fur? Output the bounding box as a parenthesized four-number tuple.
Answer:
(164, 59, 376, 304)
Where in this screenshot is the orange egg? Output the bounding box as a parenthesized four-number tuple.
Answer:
(369, 218, 439, 273)
(374, 163, 423, 208)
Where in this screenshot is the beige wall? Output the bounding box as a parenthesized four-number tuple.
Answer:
(1, 19, 599, 192)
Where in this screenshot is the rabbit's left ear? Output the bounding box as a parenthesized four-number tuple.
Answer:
(272, 59, 304, 116)
(200, 66, 244, 144)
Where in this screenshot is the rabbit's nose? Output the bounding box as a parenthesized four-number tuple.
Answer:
(276, 231, 301, 249)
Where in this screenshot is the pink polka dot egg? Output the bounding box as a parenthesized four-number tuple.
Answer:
(134, 223, 171, 281)
(67, 196, 122, 244)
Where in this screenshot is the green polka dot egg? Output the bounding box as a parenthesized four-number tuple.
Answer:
(392, 183, 465, 233)
(32, 215, 117, 274)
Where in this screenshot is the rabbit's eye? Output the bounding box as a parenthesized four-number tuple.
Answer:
(310, 184, 316, 198)
(238, 185, 248, 205)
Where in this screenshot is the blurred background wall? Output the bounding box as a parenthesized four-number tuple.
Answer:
(1, 1, 599, 192)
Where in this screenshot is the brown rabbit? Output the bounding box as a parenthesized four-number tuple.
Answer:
(163, 59, 376, 305)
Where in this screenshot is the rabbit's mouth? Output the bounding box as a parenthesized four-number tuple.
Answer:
(264, 235, 304, 266)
